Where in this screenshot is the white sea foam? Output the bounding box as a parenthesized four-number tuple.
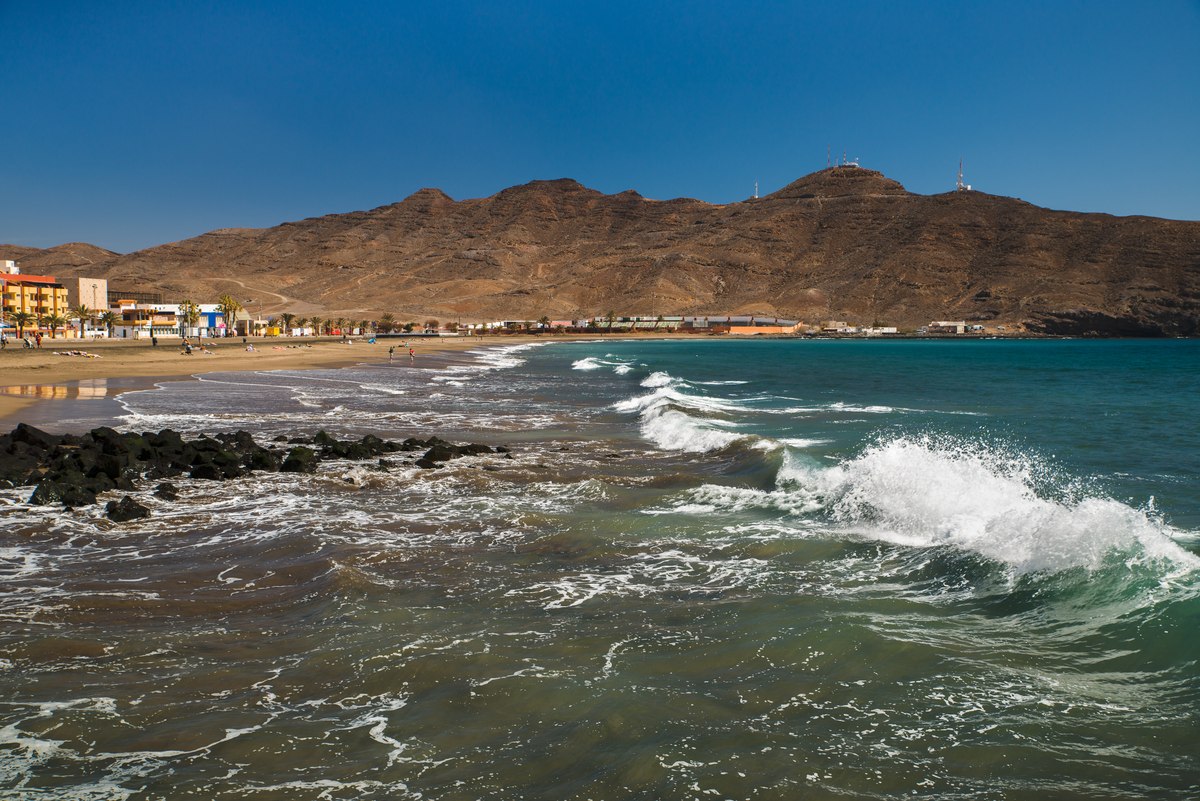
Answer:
(424, 342, 548, 386)
(573, 354, 639, 375)
(779, 436, 1200, 574)
(509, 548, 767, 609)
(640, 371, 675, 388)
(615, 372, 755, 452)
(780, 437, 833, 448)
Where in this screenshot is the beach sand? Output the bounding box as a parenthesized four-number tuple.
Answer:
(0, 335, 562, 425)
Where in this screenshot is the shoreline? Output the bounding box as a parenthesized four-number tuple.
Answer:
(0, 335, 588, 428)
(1, 332, 1179, 429)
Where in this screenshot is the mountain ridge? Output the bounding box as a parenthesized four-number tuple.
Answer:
(3, 166, 1199, 335)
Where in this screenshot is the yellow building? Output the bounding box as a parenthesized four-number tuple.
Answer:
(1, 272, 71, 334)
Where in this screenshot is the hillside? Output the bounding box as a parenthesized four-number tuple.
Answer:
(0, 242, 120, 274)
(8, 167, 1200, 335)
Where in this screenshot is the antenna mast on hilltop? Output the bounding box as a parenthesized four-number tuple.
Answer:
(956, 159, 971, 192)
(827, 145, 831, 169)
(754, 180, 759, 199)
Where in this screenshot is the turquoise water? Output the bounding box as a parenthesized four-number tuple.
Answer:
(2, 338, 1198, 799)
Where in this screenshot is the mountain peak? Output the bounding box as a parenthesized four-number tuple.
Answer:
(495, 178, 599, 198)
(399, 187, 454, 206)
(766, 166, 908, 200)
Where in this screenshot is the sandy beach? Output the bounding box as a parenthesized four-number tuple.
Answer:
(0, 334, 560, 424)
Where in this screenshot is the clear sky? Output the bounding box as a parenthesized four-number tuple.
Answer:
(3, 0, 1198, 253)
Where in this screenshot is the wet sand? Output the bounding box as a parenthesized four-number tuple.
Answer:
(0, 335, 585, 425)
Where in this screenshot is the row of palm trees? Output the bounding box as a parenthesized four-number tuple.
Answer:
(274, 312, 377, 335)
(4, 304, 122, 339)
(4, 294, 244, 340)
(4, 297, 586, 341)
(270, 312, 467, 335)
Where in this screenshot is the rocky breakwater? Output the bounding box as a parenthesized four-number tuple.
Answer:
(0, 423, 507, 522)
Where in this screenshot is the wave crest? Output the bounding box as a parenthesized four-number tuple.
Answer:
(615, 372, 749, 452)
(784, 436, 1198, 574)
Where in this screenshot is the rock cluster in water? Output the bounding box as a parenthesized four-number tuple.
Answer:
(0, 423, 507, 521)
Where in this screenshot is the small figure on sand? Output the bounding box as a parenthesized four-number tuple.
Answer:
(183, 341, 193, 355)
(409, 347, 415, 364)
(388, 346, 395, 362)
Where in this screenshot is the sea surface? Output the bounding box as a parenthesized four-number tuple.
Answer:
(2, 338, 1198, 800)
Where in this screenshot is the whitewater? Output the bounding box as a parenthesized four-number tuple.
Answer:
(2, 337, 1198, 799)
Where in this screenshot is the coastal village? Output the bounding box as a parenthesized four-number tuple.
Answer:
(1, 259, 998, 343)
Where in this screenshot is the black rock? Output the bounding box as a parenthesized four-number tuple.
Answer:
(281, 446, 319, 473)
(243, 448, 281, 472)
(421, 444, 461, 463)
(105, 495, 151, 522)
(154, 482, 179, 501)
(29, 480, 97, 508)
(189, 463, 224, 480)
(148, 429, 186, 451)
(11, 423, 62, 451)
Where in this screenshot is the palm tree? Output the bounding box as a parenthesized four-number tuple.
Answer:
(335, 317, 347, 335)
(216, 294, 243, 337)
(378, 312, 396, 334)
(67, 304, 92, 338)
(538, 315, 550, 332)
(178, 300, 201, 337)
(310, 316, 324, 337)
(605, 310, 616, 333)
(10, 311, 33, 338)
(44, 312, 67, 339)
(279, 312, 296, 335)
(295, 317, 309, 335)
(99, 310, 118, 338)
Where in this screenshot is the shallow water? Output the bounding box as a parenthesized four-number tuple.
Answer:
(2, 338, 1198, 799)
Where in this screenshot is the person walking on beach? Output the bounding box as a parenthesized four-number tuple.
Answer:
(35, 332, 42, 349)
(388, 346, 395, 363)
(409, 347, 415, 364)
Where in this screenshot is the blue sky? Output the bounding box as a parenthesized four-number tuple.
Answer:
(2, 1, 1198, 253)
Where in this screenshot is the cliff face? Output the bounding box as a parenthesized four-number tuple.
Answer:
(9, 167, 1200, 334)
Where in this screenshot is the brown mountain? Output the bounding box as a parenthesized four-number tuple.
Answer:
(0, 242, 120, 275)
(10, 166, 1200, 335)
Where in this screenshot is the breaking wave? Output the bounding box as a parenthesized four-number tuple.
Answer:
(613, 372, 751, 452)
(657, 434, 1198, 576)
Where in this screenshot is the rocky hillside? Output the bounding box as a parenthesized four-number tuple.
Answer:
(0, 242, 119, 275)
(6, 167, 1199, 335)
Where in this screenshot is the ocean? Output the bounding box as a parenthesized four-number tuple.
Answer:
(2, 338, 1198, 800)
